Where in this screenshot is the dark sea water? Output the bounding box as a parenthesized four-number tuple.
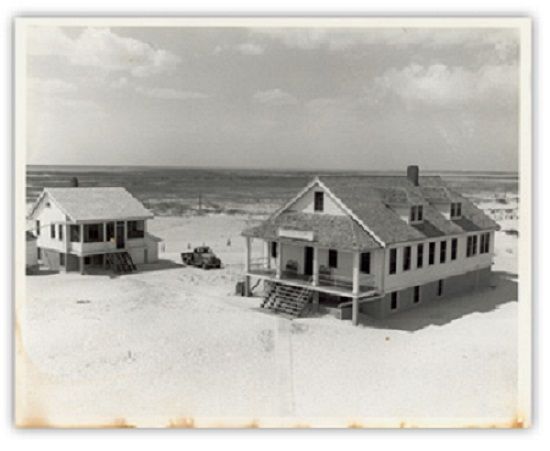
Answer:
(26, 166, 519, 216)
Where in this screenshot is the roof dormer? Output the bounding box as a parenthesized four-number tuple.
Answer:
(450, 202, 462, 219)
(409, 205, 424, 225)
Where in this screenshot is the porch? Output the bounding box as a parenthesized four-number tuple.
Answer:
(244, 237, 380, 300)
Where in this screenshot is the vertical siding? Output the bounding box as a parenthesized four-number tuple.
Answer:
(289, 185, 346, 216)
(35, 194, 68, 253)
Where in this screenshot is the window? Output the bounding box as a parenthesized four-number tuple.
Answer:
(410, 205, 424, 223)
(50, 224, 55, 239)
(451, 202, 462, 218)
(390, 292, 398, 310)
(58, 224, 63, 241)
(84, 224, 104, 243)
(437, 279, 444, 297)
(417, 243, 424, 268)
(440, 240, 447, 264)
(413, 286, 420, 304)
(466, 235, 480, 257)
(70, 225, 80, 242)
(36, 220, 40, 236)
(314, 192, 324, 212)
(451, 238, 458, 260)
(127, 220, 145, 239)
(429, 242, 436, 265)
(389, 248, 397, 274)
(106, 222, 115, 242)
(479, 232, 491, 254)
(328, 249, 338, 268)
(37, 248, 41, 260)
(59, 253, 65, 266)
(403, 246, 411, 271)
(360, 252, 370, 274)
(270, 241, 278, 259)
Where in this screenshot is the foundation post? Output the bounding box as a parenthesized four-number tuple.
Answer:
(352, 251, 360, 326)
(244, 236, 251, 296)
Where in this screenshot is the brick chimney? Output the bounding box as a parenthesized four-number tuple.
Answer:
(407, 165, 419, 186)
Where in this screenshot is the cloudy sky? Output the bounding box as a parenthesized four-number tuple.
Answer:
(25, 25, 520, 171)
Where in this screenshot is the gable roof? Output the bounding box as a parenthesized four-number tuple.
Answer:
(243, 211, 381, 251)
(243, 174, 499, 247)
(29, 187, 153, 222)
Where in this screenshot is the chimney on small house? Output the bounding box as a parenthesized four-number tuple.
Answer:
(406, 165, 419, 186)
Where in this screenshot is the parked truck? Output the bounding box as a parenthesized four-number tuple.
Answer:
(181, 246, 222, 269)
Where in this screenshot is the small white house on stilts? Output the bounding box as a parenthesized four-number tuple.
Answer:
(28, 187, 162, 275)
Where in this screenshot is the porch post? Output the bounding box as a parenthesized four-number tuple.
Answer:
(264, 241, 271, 270)
(311, 246, 320, 311)
(80, 224, 84, 243)
(352, 251, 360, 326)
(312, 246, 319, 286)
(79, 256, 85, 275)
(244, 236, 251, 296)
(276, 241, 282, 279)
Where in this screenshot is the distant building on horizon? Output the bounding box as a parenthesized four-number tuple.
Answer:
(242, 165, 500, 325)
(28, 187, 161, 274)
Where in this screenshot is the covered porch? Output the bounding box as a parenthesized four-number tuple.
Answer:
(243, 235, 381, 325)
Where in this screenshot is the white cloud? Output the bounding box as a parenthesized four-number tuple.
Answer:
(253, 89, 298, 106)
(235, 42, 265, 55)
(134, 86, 209, 100)
(372, 63, 518, 108)
(109, 77, 208, 101)
(28, 78, 77, 96)
(27, 27, 181, 77)
(249, 28, 518, 60)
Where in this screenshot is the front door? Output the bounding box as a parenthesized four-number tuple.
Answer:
(116, 221, 125, 249)
(304, 246, 314, 276)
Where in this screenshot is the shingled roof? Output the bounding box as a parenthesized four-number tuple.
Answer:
(243, 173, 499, 247)
(29, 187, 153, 222)
(243, 211, 381, 251)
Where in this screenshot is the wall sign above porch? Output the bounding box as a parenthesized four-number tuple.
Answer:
(277, 228, 315, 241)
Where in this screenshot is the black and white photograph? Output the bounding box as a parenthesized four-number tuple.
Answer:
(14, 17, 531, 429)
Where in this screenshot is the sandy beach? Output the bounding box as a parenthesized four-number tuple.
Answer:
(18, 212, 519, 427)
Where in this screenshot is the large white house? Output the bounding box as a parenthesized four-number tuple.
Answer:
(28, 187, 161, 274)
(242, 166, 499, 325)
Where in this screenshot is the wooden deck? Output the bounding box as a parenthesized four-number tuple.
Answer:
(247, 268, 378, 298)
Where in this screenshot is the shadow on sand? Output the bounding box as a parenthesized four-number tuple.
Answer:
(358, 271, 518, 332)
(26, 268, 59, 276)
(84, 258, 185, 277)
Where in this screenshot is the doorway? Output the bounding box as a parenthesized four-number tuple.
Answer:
(116, 221, 125, 249)
(304, 246, 314, 276)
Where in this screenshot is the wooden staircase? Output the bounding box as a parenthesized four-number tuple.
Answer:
(105, 251, 136, 274)
(261, 282, 312, 319)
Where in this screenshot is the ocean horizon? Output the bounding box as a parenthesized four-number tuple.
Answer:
(26, 164, 519, 217)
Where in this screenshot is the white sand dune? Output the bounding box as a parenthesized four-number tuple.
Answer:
(18, 214, 518, 428)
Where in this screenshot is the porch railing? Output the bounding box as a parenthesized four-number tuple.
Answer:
(249, 257, 273, 272)
(318, 272, 375, 291)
